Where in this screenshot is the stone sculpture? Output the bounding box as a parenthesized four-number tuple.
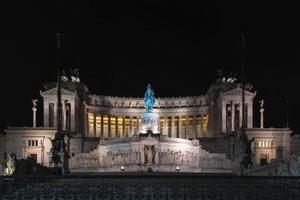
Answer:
(6, 153, 17, 175)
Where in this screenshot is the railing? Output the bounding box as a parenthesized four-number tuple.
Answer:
(1, 173, 300, 199)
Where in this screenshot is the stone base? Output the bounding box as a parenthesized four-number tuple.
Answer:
(69, 136, 233, 173)
(140, 112, 160, 134)
(139, 130, 162, 140)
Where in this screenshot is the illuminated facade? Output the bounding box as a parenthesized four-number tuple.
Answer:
(3, 80, 294, 174)
(40, 82, 254, 140)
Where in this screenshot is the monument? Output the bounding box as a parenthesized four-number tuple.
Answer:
(69, 84, 233, 173)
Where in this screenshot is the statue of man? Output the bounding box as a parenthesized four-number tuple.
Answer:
(144, 84, 155, 112)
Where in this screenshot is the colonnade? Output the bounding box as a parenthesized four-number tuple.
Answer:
(222, 101, 250, 132)
(85, 112, 208, 139)
(46, 102, 72, 131)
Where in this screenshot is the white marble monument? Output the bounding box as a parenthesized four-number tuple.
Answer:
(69, 85, 233, 173)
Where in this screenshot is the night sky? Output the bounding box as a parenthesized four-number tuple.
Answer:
(1, 2, 299, 133)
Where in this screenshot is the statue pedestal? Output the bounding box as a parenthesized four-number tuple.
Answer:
(140, 112, 160, 134)
(139, 130, 161, 140)
(58, 151, 70, 175)
(47, 151, 69, 175)
(32, 108, 37, 127)
(260, 108, 264, 128)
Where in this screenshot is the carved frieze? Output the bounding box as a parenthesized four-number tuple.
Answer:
(87, 95, 208, 109)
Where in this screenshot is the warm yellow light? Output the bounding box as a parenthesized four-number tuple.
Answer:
(125, 118, 130, 125)
(118, 117, 123, 125)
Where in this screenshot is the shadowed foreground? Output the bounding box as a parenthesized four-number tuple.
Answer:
(1, 173, 300, 199)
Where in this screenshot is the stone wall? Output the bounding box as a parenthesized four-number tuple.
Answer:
(69, 137, 233, 173)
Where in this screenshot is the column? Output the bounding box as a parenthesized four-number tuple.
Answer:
(200, 115, 204, 137)
(43, 101, 49, 127)
(260, 107, 264, 129)
(248, 102, 253, 128)
(129, 116, 133, 136)
(137, 116, 140, 132)
(62, 102, 66, 131)
(186, 115, 189, 139)
(222, 102, 226, 132)
(193, 114, 197, 138)
(122, 116, 125, 138)
(164, 117, 168, 136)
(115, 116, 119, 138)
(100, 114, 104, 138)
(108, 115, 111, 139)
(231, 102, 235, 131)
(70, 101, 75, 132)
(171, 116, 175, 138)
(93, 113, 97, 137)
(83, 110, 87, 137)
(32, 107, 37, 128)
(239, 103, 243, 129)
(54, 103, 57, 128)
(178, 115, 182, 138)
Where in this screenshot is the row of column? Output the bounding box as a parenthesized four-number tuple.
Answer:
(88, 114, 140, 139)
(86, 112, 207, 139)
(45, 101, 75, 132)
(161, 115, 203, 139)
(222, 101, 249, 132)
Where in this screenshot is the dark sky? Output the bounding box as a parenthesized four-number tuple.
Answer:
(1, 1, 300, 133)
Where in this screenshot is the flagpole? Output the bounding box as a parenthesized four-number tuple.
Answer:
(241, 34, 246, 134)
(56, 33, 63, 135)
